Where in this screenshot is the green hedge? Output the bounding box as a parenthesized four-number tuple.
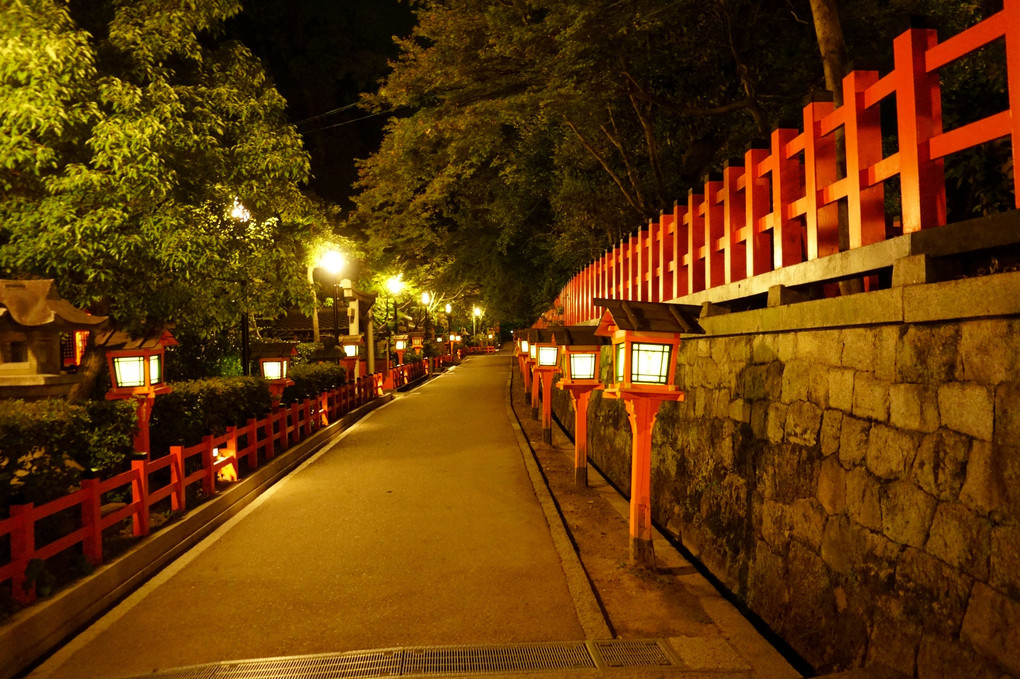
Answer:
(0, 399, 136, 513)
(149, 377, 272, 455)
(281, 363, 347, 404)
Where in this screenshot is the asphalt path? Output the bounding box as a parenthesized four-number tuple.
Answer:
(30, 355, 585, 679)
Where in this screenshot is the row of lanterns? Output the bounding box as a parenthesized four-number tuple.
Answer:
(514, 298, 703, 567)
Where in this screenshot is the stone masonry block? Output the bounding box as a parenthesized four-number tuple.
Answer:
(875, 325, 899, 381)
(912, 429, 969, 502)
(938, 382, 993, 441)
(797, 329, 842, 366)
(868, 598, 922, 677)
(852, 373, 891, 422)
(821, 409, 842, 457)
(818, 455, 846, 515)
(961, 441, 1006, 516)
(760, 499, 790, 549)
(925, 502, 990, 580)
(866, 424, 919, 480)
(751, 335, 778, 364)
(881, 480, 936, 547)
(995, 383, 1020, 446)
(766, 402, 788, 444)
(828, 367, 855, 412)
(807, 364, 829, 407)
(896, 547, 974, 637)
(960, 319, 1014, 385)
(896, 325, 961, 384)
(961, 582, 1020, 675)
(846, 467, 883, 531)
(842, 327, 876, 372)
(781, 360, 810, 403)
(785, 400, 823, 447)
(695, 356, 722, 389)
(991, 525, 1020, 600)
(839, 415, 871, 469)
(790, 497, 826, 548)
(917, 634, 1002, 679)
(890, 383, 940, 433)
(777, 333, 796, 364)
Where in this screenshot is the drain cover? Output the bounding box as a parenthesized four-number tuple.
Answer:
(123, 639, 679, 678)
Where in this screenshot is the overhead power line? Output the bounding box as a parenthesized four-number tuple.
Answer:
(293, 101, 362, 126)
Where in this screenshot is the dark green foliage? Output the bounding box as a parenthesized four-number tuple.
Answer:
(148, 377, 272, 455)
(281, 363, 347, 404)
(0, 399, 135, 514)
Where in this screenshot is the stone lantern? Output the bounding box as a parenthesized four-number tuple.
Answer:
(594, 298, 702, 566)
(0, 279, 109, 399)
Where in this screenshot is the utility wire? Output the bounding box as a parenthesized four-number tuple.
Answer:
(293, 101, 362, 126)
(299, 109, 397, 134)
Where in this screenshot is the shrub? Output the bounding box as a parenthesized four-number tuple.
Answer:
(281, 363, 347, 404)
(0, 399, 136, 513)
(149, 377, 272, 455)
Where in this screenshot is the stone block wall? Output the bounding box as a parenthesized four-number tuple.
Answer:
(550, 315, 1020, 677)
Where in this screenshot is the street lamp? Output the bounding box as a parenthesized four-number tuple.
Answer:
(594, 298, 703, 567)
(421, 291, 432, 343)
(105, 329, 177, 456)
(472, 306, 483, 337)
(319, 250, 346, 341)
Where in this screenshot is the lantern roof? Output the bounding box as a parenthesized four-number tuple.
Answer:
(96, 326, 178, 350)
(525, 327, 560, 345)
(551, 325, 607, 350)
(0, 279, 109, 331)
(593, 299, 704, 337)
(340, 333, 363, 345)
(250, 342, 298, 359)
(393, 333, 409, 341)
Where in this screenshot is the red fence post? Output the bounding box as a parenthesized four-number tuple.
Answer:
(803, 96, 840, 259)
(686, 189, 706, 294)
(744, 145, 773, 278)
(895, 25, 947, 232)
(170, 445, 186, 512)
(131, 453, 150, 537)
(9, 501, 36, 604)
(842, 70, 886, 248)
(722, 162, 747, 283)
(703, 176, 726, 289)
(245, 418, 258, 469)
(1009, 0, 1020, 208)
(81, 471, 103, 566)
(770, 128, 804, 269)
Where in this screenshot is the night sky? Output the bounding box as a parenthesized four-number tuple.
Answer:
(226, 0, 415, 208)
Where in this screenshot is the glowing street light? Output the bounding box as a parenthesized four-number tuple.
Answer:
(318, 249, 347, 341)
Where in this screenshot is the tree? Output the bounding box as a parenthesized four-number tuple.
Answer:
(1, 0, 326, 343)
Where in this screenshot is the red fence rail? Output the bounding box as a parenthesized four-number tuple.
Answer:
(0, 374, 383, 606)
(556, 2, 1020, 325)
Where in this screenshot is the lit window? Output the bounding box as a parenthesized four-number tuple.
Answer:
(569, 353, 597, 380)
(631, 343, 671, 384)
(149, 354, 162, 385)
(537, 346, 558, 367)
(114, 356, 146, 388)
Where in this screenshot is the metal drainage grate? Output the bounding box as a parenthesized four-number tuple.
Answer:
(123, 639, 679, 679)
(591, 640, 674, 668)
(402, 643, 594, 675)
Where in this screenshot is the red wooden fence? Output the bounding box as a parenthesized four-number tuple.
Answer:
(556, 2, 1020, 325)
(0, 374, 383, 606)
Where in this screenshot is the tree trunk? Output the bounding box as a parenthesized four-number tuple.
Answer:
(808, 0, 850, 106)
(307, 265, 320, 342)
(67, 337, 107, 402)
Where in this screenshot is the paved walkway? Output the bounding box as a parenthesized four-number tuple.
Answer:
(31, 355, 590, 679)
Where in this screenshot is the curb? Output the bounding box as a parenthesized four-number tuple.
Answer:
(0, 395, 393, 679)
(502, 365, 612, 641)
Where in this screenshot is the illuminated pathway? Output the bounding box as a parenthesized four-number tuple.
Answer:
(30, 354, 594, 678)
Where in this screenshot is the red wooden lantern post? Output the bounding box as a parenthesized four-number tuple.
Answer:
(525, 329, 544, 418)
(340, 334, 362, 381)
(104, 329, 177, 455)
(530, 328, 562, 443)
(553, 326, 607, 487)
(594, 299, 703, 567)
(393, 334, 408, 365)
(516, 335, 533, 395)
(252, 342, 297, 404)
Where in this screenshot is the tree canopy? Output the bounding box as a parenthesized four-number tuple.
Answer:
(350, 0, 1002, 325)
(1, 0, 329, 336)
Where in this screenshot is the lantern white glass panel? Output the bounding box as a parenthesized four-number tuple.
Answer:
(529, 344, 537, 359)
(114, 356, 146, 388)
(521, 340, 529, 353)
(569, 353, 597, 380)
(631, 342, 672, 384)
(149, 354, 162, 385)
(537, 346, 558, 367)
(395, 340, 407, 351)
(343, 344, 358, 358)
(262, 359, 283, 380)
(615, 343, 625, 383)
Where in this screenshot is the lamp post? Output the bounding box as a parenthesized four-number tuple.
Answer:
(472, 306, 483, 338)
(594, 298, 703, 567)
(104, 329, 177, 456)
(319, 250, 346, 342)
(530, 328, 562, 443)
(384, 275, 405, 375)
(554, 327, 607, 487)
(421, 291, 432, 344)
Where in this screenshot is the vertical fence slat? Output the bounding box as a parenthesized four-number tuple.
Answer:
(843, 70, 886, 248)
(10, 502, 35, 604)
(722, 162, 746, 284)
